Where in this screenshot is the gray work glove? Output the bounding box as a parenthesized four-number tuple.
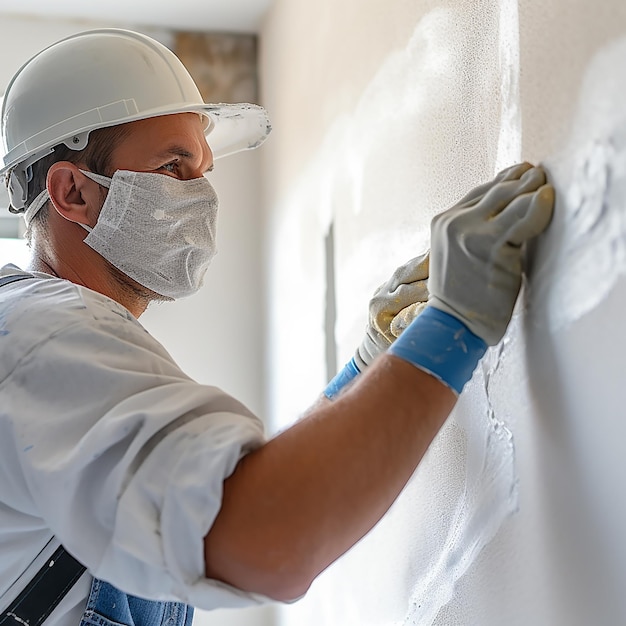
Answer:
(428, 162, 555, 346)
(354, 251, 430, 371)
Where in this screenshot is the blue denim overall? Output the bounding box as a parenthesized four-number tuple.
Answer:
(79, 579, 194, 626)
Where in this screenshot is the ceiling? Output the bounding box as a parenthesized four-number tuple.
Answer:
(0, 0, 273, 33)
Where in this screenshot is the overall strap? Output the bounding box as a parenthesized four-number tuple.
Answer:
(0, 275, 35, 288)
(0, 546, 86, 626)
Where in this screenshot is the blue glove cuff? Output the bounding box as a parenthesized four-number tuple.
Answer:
(388, 306, 487, 395)
(324, 357, 362, 399)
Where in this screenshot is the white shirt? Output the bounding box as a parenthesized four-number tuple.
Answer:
(0, 265, 268, 624)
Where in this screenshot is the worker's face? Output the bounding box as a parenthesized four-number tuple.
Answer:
(108, 112, 214, 180)
(76, 112, 218, 302)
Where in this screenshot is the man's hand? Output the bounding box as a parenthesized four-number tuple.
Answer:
(205, 163, 555, 600)
(354, 251, 430, 370)
(428, 162, 554, 345)
(329, 161, 554, 399)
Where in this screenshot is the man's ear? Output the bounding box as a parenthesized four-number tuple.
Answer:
(46, 162, 98, 226)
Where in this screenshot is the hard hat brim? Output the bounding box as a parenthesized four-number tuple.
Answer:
(0, 101, 271, 178)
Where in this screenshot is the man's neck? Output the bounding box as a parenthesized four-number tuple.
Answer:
(28, 251, 152, 319)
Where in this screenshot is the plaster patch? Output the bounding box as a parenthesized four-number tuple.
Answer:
(494, 0, 522, 172)
(528, 37, 626, 333)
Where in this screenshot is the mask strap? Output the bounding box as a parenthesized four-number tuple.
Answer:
(23, 189, 50, 226)
(80, 169, 112, 188)
(78, 169, 114, 233)
(24, 189, 93, 232)
(23, 169, 112, 228)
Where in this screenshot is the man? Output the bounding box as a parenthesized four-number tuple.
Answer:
(0, 29, 554, 625)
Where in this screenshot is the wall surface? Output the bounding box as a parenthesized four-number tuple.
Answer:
(259, 1, 626, 624)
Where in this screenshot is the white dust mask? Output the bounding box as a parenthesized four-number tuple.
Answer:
(79, 169, 219, 299)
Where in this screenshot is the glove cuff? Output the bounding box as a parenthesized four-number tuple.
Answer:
(388, 306, 487, 395)
(324, 357, 362, 400)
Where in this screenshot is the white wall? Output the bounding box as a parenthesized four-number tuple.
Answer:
(259, 1, 626, 624)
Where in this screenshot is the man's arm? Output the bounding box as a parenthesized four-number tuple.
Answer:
(204, 355, 454, 601)
(204, 162, 555, 601)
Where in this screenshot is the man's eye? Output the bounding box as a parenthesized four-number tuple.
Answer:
(160, 162, 177, 173)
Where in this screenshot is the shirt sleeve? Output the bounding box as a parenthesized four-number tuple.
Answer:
(1, 285, 268, 609)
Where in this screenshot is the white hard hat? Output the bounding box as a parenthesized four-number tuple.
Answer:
(0, 28, 272, 210)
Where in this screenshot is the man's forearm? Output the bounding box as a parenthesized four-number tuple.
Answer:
(203, 162, 555, 602)
(204, 355, 455, 601)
